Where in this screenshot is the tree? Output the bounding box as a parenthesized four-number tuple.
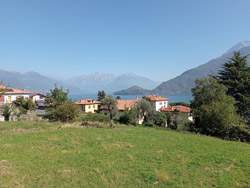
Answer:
(45, 84, 69, 107)
(191, 76, 241, 138)
(97, 90, 106, 101)
(101, 95, 117, 128)
(116, 96, 121, 100)
(218, 51, 250, 124)
(135, 99, 154, 124)
(172, 109, 181, 130)
(13, 97, 36, 115)
(44, 85, 69, 120)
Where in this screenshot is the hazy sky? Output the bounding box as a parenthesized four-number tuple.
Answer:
(1, 0, 250, 81)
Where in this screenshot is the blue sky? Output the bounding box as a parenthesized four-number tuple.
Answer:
(1, 0, 250, 81)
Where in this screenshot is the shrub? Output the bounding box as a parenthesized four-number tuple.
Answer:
(152, 111, 167, 127)
(81, 121, 107, 128)
(54, 102, 81, 122)
(80, 113, 110, 123)
(119, 108, 136, 125)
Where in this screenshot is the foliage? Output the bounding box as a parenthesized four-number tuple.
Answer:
(44, 85, 69, 120)
(119, 107, 137, 125)
(45, 84, 69, 107)
(13, 97, 36, 114)
(2, 105, 11, 121)
(115, 96, 121, 100)
(80, 113, 110, 123)
(135, 99, 154, 124)
(101, 95, 118, 128)
(191, 76, 243, 139)
(97, 90, 106, 101)
(170, 102, 190, 107)
(218, 51, 250, 124)
(152, 111, 167, 127)
(53, 102, 81, 122)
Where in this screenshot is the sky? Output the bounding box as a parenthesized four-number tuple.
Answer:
(1, 0, 250, 82)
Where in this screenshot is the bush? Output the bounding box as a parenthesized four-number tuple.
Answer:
(54, 102, 81, 122)
(81, 121, 107, 128)
(152, 111, 167, 127)
(119, 108, 136, 125)
(80, 113, 110, 123)
(144, 120, 155, 127)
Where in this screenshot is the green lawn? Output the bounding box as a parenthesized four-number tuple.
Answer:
(0, 121, 249, 188)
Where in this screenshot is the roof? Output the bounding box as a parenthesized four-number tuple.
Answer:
(117, 99, 140, 111)
(161, 105, 191, 113)
(30, 92, 47, 98)
(75, 99, 101, 105)
(147, 94, 169, 101)
(0, 85, 31, 95)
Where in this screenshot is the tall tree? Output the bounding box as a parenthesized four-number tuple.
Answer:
(101, 95, 117, 128)
(135, 99, 154, 124)
(218, 51, 250, 124)
(44, 85, 69, 120)
(97, 90, 106, 101)
(191, 76, 241, 138)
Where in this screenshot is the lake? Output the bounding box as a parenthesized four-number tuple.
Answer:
(69, 93, 193, 103)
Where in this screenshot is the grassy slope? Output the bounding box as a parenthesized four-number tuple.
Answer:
(0, 121, 249, 188)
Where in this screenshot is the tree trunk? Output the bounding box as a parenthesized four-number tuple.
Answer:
(110, 111, 113, 129)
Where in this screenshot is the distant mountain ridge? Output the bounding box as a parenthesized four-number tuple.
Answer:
(67, 73, 159, 93)
(152, 41, 250, 95)
(115, 41, 250, 95)
(0, 69, 159, 95)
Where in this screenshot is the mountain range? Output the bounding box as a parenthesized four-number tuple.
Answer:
(0, 70, 159, 95)
(1, 41, 250, 96)
(115, 40, 250, 95)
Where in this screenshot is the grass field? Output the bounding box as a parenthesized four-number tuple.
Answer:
(0, 121, 249, 188)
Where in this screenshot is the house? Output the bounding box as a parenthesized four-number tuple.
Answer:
(30, 93, 47, 103)
(161, 105, 193, 122)
(0, 85, 31, 105)
(146, 94, 169, 111)
(75, 99, 101, 113)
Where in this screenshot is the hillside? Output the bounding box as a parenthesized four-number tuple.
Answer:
(153, 41, 250, 95)
(0, 121, 249, 187)
(114, 85, 151, 95)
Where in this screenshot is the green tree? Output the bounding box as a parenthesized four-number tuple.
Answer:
(44, 85, 69, 120)
(13, 97, 36, 115)
(97, 90, 106, 101)
(101, 95, 117, 128)
(191, 76, 242, 138)
(170, 102, 190, 107)
(135, 99, 154, 124)
(116, 96, 121, 100)
(218, 51, 250, 124)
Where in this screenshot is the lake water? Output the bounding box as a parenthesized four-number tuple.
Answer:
(69, 93, 193, 103)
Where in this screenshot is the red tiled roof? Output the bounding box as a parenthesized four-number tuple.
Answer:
(116, 99, 140, 111)
(147, 94, 169, 101)
(0, 85, 31, 94)
(161, 105, 191, 113)
(75, 99, 101, 105)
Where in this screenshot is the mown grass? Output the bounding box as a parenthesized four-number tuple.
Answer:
(0, 121, 249, 188)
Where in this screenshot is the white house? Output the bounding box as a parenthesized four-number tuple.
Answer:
(30, 93, 47, 103)
(0, 85, 31, 104)
(146, 95, 169, 111)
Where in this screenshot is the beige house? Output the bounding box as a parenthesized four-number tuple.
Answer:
(75, 99, 101, 113)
